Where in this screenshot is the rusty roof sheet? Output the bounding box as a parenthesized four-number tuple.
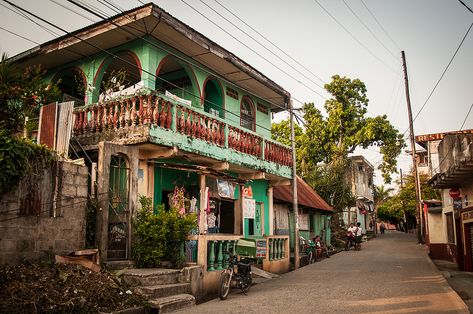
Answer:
(273, 177, 333, 212)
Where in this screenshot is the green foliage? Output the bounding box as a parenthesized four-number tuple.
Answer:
(132, 196, 197, 268)
(85, 198, 98, 248)
(272, 75, 404, 184)
(0, 130, 54, 195)
(377, 172, 440, 224)
(0, 53, 61, 135)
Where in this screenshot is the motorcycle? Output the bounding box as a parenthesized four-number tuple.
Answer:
(345, 231, 355, 251)
(218, 252, 253, 300)
(301, 236, 316, 264)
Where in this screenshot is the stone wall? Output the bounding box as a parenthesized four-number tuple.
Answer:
(0, 161, 88, 265)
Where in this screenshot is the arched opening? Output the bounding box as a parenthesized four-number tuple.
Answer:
(97, 52, 141, 101)
(54, 67, 86, 105)
(240, 96, 255, 131)
(156, 56, 199, 106)
(108, 154, 130, 260)
(203, 78, 223, 118)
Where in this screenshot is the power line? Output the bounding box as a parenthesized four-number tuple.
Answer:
(0, 25, 38, 44)
(212, 0, 326, 86)
(460, 103, 473, 130)
(402, 21, 473, 136)
(180, 0, 326, 99)
(198, 0, 326, 92)
(4, 0, 290, 139)
(312, 0, 398, 74)
(458, 0, 473, 14)
(341, 0, 398, 60)
(360, 0, 401, 51)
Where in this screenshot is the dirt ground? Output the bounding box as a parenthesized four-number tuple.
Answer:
(0, 263, 146, 313)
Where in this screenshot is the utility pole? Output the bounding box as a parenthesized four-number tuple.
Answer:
(289, 99, 300, 269)
(401, 51, 424, 244)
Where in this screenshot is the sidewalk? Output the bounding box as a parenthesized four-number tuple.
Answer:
(433, 259, 473, 313)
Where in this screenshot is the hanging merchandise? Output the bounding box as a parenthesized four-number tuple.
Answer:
(190, 197, 197, 213)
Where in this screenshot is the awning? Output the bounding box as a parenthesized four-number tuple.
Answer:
(273, 177, 333, 212)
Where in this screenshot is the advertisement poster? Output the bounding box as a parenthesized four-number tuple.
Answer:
(243, 198, 255, 219)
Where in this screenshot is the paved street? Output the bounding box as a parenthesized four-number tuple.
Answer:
(177, 231, 468, 314)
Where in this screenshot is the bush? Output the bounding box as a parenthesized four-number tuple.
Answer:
(0, 130, 54, 195)
(132, 196, 197, 268)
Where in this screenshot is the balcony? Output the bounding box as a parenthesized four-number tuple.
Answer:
(72, 92, 292, 178)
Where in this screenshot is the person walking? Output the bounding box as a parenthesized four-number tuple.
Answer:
(380, 222, 386, 235)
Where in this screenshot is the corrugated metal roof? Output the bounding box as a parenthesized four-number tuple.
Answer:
(273, 177, 333, 212)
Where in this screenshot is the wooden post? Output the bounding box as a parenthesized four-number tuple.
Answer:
(402, 51, 424, 244)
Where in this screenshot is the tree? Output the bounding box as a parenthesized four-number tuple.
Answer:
(272, 75, 404, 210)
(377, 172, 440, 226)
(374, 185, 394, 208)
(0, 53, 60, 135)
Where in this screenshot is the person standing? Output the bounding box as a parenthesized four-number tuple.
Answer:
(354, 222, 363, 250)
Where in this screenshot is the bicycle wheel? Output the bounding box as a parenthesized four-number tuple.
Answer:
(218, 273, 231, 300)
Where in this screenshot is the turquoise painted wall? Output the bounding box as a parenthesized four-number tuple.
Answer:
(243, 180, 269, 237)
(153, 166, 199, 210)
(46, 37, 273, 138)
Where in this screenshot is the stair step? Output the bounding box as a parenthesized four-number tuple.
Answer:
(123, 269, 181, 287)
(104, 260, 135, 271)
(148, 294, 195, 313)
(135, 283, 191, 299)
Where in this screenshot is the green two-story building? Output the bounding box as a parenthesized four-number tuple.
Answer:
(12, 3, 294, 285)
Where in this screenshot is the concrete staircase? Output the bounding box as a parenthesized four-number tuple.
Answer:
(123, 269, 196, 313)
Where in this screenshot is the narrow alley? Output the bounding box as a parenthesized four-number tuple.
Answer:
(176, 231, 468, 314)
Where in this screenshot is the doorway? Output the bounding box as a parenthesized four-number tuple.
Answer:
(219, 199, 235, 234)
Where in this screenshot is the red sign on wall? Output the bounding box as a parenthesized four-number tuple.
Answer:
(449, 188, 461, 198)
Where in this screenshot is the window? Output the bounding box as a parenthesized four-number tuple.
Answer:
(446, 212, 454, 244)
(240, 97, 255, 131)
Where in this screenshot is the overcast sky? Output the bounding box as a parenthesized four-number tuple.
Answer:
(1, 0, 472, 186)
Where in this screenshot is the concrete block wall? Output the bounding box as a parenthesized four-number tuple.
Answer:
(0, 161, 88, 265)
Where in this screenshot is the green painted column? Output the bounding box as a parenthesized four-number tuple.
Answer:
(232, 240, 236, 256)
(281, 239, 285, 259)
(269, 239, 273, 261)
(273, 239, 279, 259)
(208, 241, 215, 271)
(223, 241, 228, 268)
(278, 239, 283, 259)
(216, 241, 223, 270)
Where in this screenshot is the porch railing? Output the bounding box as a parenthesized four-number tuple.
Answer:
(266, 235, 289, 260)
(187, 234, 241, 271)
(72, 92, 292, 168)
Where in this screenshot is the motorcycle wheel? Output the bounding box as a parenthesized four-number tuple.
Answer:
(345, 241, 349, 251)
(308, 251, 314, 263)
(218, 273, 231, 300)
(241, 276, 252, 293)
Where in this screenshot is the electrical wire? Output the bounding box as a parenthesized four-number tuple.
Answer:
(360, 0, 401, 52)
(341, 0, 398, 60)
(0, 25, 38, 44)
(212, 0, 326, 85)
(402, 21, 473, 136)
(198, 0, 327, 92)
(179, 0, 326, 99)
(312, 0, 398, 74)
(458, 0, 473, 14)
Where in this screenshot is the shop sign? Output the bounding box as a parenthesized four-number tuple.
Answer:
(217, 179, 235, 199)
(243, 198, 255, 219)
(256, 239, 267, 258)
(242, 186, 253, 198)
(449, 188, 461, 198)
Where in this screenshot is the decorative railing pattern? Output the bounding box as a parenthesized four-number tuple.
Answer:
(185, 239, 198, 264)
(73, 92, 292, 168)
(176, 105, 225, 147)
(207, 239, 239, 271)
(265, 141, 292, 167)
(228, 126, 262, 158)
(267, 236, 288, 261)
(73, 94, 172, 135)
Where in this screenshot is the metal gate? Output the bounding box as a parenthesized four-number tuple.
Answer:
(108, 155, 130, 260)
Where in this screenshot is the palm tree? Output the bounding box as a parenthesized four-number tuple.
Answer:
(374, 185, 394, 208)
